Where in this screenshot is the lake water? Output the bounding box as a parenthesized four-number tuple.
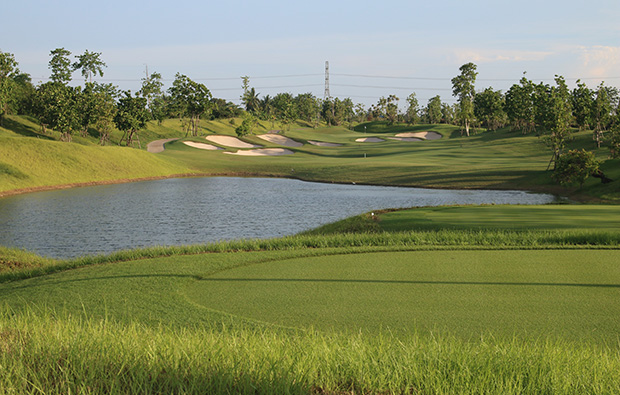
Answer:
(0, 177, 556, 259)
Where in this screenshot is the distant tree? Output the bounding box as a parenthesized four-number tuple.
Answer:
(441, 103, 456, 125)
(571, 80, 593, 131)
(404, 93, 419, 125)
(385, 95, 399, 125)
(138, 71, 164, 117)
(552, 149, 600, 188)
(474, 88, 506, 131)
(78, 82, 118, 144)
(32, 82, 80, 141)
(425, 95, 442, 124)
(294, 93, 320, 124)
(211, 98, 241, 119)
(114, 91, 149, 147)
(591, 82, 612, 148)
(451, 62, 478, 136)
(0, 51, 19, 125)
(272, 92, 296, 127)
(609, 125, 620, 159)
(48, 48, 73, 85)
(73, 50, 106, 83)
(235, 112, 258, 136)
(167, 73, 212, 136)
(505, 76, 535, 134)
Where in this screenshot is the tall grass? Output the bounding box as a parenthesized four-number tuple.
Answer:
(1, 308, 618, 394)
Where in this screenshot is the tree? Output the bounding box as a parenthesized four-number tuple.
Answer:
(385, 95, 399, 125)
(505, 76, 535, 134)
(451, 62, 478, 136)
(294, 93, 320, 124)
(474, 88, 506, 131)
(425, 96, 442, 124)
(235, 112, 258, 136)
(167, 73, 212, 136)
(0, 51, 19, 126)
(48, 48, 73, 85)
(542, 76, 574, 169)
(114, 91, 149, 147)
(78, 82, 118, 144)
(73, 50, 106, 83)
(591, 82, 612, 148)
(571, 80, 593, 131)
(552, 149, 600, 188)
(32, 82, 81, 141)
(138, 71, 164, 117)
(404, 93, 419, 125)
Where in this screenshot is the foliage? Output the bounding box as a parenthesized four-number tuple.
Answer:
(474, 87, 506, 130)
(592, 82, 613, 148)
(235, 112, 258, 136)
(32, 82, 81, 141)
(167, 73, 212, 136)
(48, 47, 73, 85)
(0, 51, 19, 125)
(552, 149, 600, 187)
(72, 50, 106, 83)
(404, 93, 419, 125)
(571, 80, 593, 130)
(79, 82, 118, 144)
(114, 91, 150, 147)
(505, 76, 535, 133)
(451, 62, 478, 136)
(424, 95, 442, 124)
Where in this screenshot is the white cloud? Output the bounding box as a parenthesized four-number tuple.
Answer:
(576, 45, 620, 79)
(450, 48, 553, 65)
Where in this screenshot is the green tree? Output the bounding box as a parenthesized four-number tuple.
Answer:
(235, 112, 258, 136)
(48, 48, 73, 85)
(294, 93, 320, 124)
(571, 80, 593, 131)
(591, 82, 612, 148)
(425, 95, 442, 124)
(138, 71, 164, 117)
(385, 95, 399, 125)
(405, 93, 419, 125)
(73, 50, 106, 83)
(78, 83, 118, 144)
(552, 149, 600, 188)
(474, 88, 506, 131)
(32, 82, 80, 141)
(451, 62, 478, 136)
(0, 51, 19, 126)
(505, 76, 535, 134)
(168, 73, 212, 136)
(114, 91, 149, 147)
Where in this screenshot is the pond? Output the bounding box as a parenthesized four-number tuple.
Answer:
(0, 177, 556, 259)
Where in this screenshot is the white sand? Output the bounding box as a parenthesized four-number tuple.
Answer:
(387, 137, 424, 142)
(395, 131, 442, 140)
(257, 134, 304, 147)
(182, 141, 223, 150)
(355, 137, 385, 143)
(308, 140, 343, 147)
(146, 138, 179, 153)
(205, 135, 262, 148)
(224, 148, 295, 156)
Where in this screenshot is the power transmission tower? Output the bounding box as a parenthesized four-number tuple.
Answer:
(324, 61, 330, 100)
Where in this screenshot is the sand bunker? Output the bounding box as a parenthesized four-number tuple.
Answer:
(205, 135, 262, 148)
(224, 148, 294, 156)
(386, 137, 424, 142)
(257, 134, 304, 147)
(308, 140, 343, 147)
(395, 131, 442, 140)
(182, 141, 223, 150)
(356, 137, 385, 143)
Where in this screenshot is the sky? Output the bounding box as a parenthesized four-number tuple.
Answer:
(2, 0, 619, 109)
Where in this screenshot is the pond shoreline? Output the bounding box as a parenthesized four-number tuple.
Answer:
(0, 171, 567, 201)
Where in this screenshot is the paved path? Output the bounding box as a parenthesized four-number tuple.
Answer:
(146, 138, 179, 153)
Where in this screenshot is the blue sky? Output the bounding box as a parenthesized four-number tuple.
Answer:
(3, 0, 619, 108)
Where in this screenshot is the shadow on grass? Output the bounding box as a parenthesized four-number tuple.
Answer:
(201, 277, 620, 289)
(2, 117, 55, 140)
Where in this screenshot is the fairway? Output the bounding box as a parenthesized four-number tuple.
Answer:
(186, 250, 620, 343)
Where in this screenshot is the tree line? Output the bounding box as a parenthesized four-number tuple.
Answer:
(1, 49, 620, 159)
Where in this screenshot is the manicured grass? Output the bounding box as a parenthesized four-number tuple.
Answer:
(375, 204, 620, 232)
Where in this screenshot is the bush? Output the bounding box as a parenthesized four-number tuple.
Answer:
(552, 149, 600, 188)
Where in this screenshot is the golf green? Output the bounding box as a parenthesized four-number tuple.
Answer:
(185, 250, 620, 343)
